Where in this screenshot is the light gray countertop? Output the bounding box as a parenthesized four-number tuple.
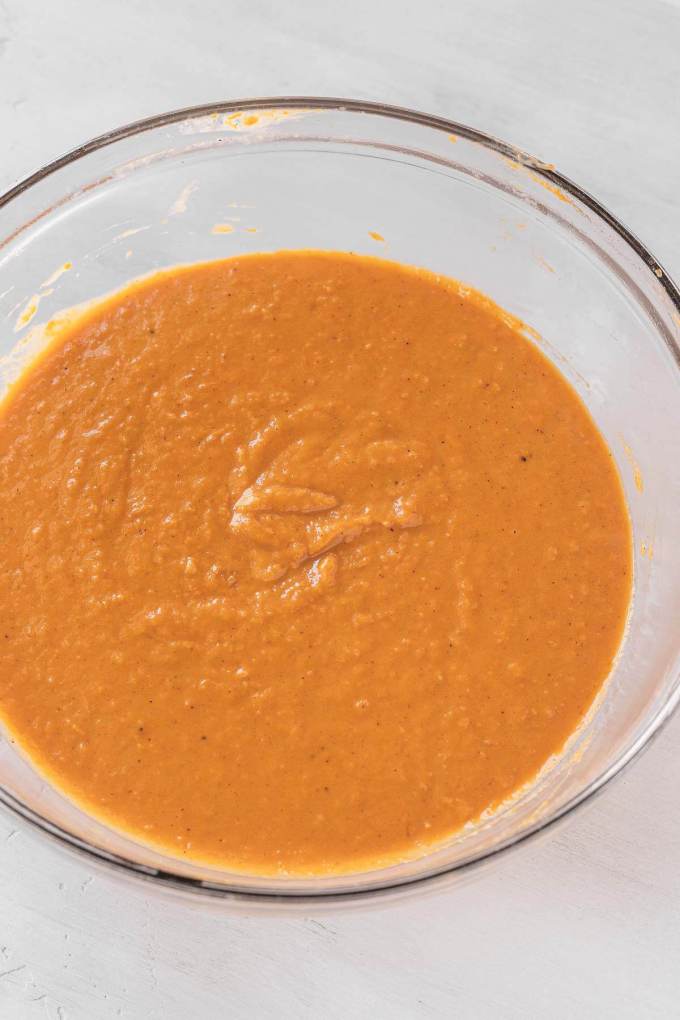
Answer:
(1, 1, 679, 1016)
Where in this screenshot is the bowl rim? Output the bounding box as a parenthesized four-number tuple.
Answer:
(1, 95, 679, 905)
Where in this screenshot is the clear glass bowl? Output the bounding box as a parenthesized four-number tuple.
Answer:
(1, 98, 679, 907)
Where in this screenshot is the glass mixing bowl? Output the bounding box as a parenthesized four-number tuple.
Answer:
(1, 98, 679, 907)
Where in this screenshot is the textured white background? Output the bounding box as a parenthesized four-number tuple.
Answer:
(1, 1, 679, 1017)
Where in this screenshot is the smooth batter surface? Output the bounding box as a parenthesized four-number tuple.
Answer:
(0, 252, 631, 875)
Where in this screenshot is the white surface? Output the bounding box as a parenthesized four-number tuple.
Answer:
(1, 1, 679, 1016)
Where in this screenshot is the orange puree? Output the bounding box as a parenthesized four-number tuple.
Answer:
(0, 251, 631, 875)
